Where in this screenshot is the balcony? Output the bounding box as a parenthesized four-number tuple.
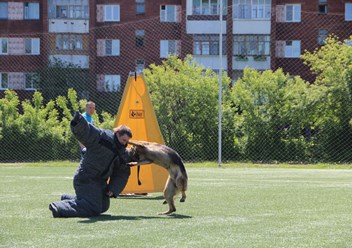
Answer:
(49, 19, 89, 33)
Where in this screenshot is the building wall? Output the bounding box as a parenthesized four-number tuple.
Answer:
(0, 0, 352, 100)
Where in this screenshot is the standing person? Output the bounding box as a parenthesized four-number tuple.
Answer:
(49, 111, 134, 218)
(82, 101, 96, 125)
(79, 101, 96, 158)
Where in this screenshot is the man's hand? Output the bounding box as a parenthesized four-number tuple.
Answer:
(127, 162, 138, 167)
(71, 111, 82, 126)
(106, 191, 115, 198)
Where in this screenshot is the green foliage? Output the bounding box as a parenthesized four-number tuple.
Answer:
(0, 89, 114, 162)
(227, 68, 315, 161)
(302, 35, 352, 161)
(145, 55, 231, 160)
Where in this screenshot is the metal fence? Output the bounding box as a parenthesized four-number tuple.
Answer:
(1, 1, 352, 163)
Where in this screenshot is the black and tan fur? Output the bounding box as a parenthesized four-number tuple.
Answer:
(128, 140, 188, 215)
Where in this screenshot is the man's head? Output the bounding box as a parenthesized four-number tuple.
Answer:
(85, 101, 96, 116)
(113, 125, 133, 146)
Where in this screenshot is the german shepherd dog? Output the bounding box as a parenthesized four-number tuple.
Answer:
(128, 140, 188, 215)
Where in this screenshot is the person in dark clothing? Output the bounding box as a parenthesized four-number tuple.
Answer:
(49, 111, 133, 218)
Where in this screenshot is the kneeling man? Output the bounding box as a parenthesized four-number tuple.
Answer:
(49, 111, 133, 218)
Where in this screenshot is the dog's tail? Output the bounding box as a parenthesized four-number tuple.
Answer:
(169, 152, 188, 192)
(170, 152, 187, 178)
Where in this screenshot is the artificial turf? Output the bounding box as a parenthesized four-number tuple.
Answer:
(1, 164, 352, 247)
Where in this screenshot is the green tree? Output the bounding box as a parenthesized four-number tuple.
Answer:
(0, 88, 115, 162)
(144, 55, 231, 160)
(301, 35, 352, 161)
(228, 68, 319, 161)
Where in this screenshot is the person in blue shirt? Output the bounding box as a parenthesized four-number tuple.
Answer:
(79, 101, 96, 157)
(82, 101, 95, 125)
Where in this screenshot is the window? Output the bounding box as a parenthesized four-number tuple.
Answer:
(345, 3, 352, 21)
(104, 5, 120, 21)
(233, 35, 270, 57)
(284, 40, 301, 58)
(56, 34, 83, 50)
(105, 40, 120, 56)
(233, 0, 271, 19)
(193, 0, 227, 15)
(24, 38, 40, 55)
(318, 29, 328, 45)
(193, 35, 226, 55)
(0, 2, 8, 19)
(160, 5, 177, 22)
(24, 3, 39, 20)
(0, 38, 8, 55)
(285, 4, 301, 22)
(318, 0, 328, 14)
(51, 1, 88, 19)
(104, 75, 120, 92)
(25, 73, 39, 89)
(135, 30, 145, 47)
(136, 0, 145, 14)
(70, 34, 83, 50)
(0, 73, 8, 89)
(160, 40, 180, 58)
(135, 60, 145, 73)
(56, 5, 68, 18)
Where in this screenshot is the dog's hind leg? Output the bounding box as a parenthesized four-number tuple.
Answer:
(180, 191, 186, 203)
(176, 173, 187, 203)
(158, 177, 177, 215)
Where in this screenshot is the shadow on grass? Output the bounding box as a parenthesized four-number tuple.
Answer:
(116, 195, 165, 201)
(78, 213, 192, 223)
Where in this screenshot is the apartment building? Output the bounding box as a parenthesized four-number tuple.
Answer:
(0, 0, 352, 101)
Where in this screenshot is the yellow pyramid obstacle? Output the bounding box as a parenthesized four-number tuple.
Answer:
(114, 72, 168, 193)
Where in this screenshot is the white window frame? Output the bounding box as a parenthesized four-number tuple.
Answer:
(160, 40, 179, 58)
(285, 4, 301, 22)
(345, 3, 352, 21)
(160, 5, 176, 22)
(233, 35, 270, 56)
(284, 40, 301, 58)
(70, 34, 83, 50)
(135, 59, 145, 73)
(56, 34, 83, 50)
(318, 29, 328, 46)
(104, 5, 120, 22)
(135, 30, 145, 47)
(0, 38, 8, 55)
(0, 72, 8, 89)
(193, 0, 227, 15)
(104, 75, 121, 92)
(136, 0, 145, 14)
(318, 0, 328, 14)
(233, 0, 271, 20)
(25, 73, 39, 90)
(193, 35, 226, 55)
(25, 38, 40, 55)
(24, 2, 40, 20)
(105, 39, 120, 56)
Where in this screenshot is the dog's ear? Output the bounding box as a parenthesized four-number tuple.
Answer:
(128, 140, 146, 149)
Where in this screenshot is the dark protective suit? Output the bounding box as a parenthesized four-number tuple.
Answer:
(50, 113, 131, 217)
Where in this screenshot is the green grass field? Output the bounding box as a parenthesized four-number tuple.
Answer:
(1, 163, 352, 247)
